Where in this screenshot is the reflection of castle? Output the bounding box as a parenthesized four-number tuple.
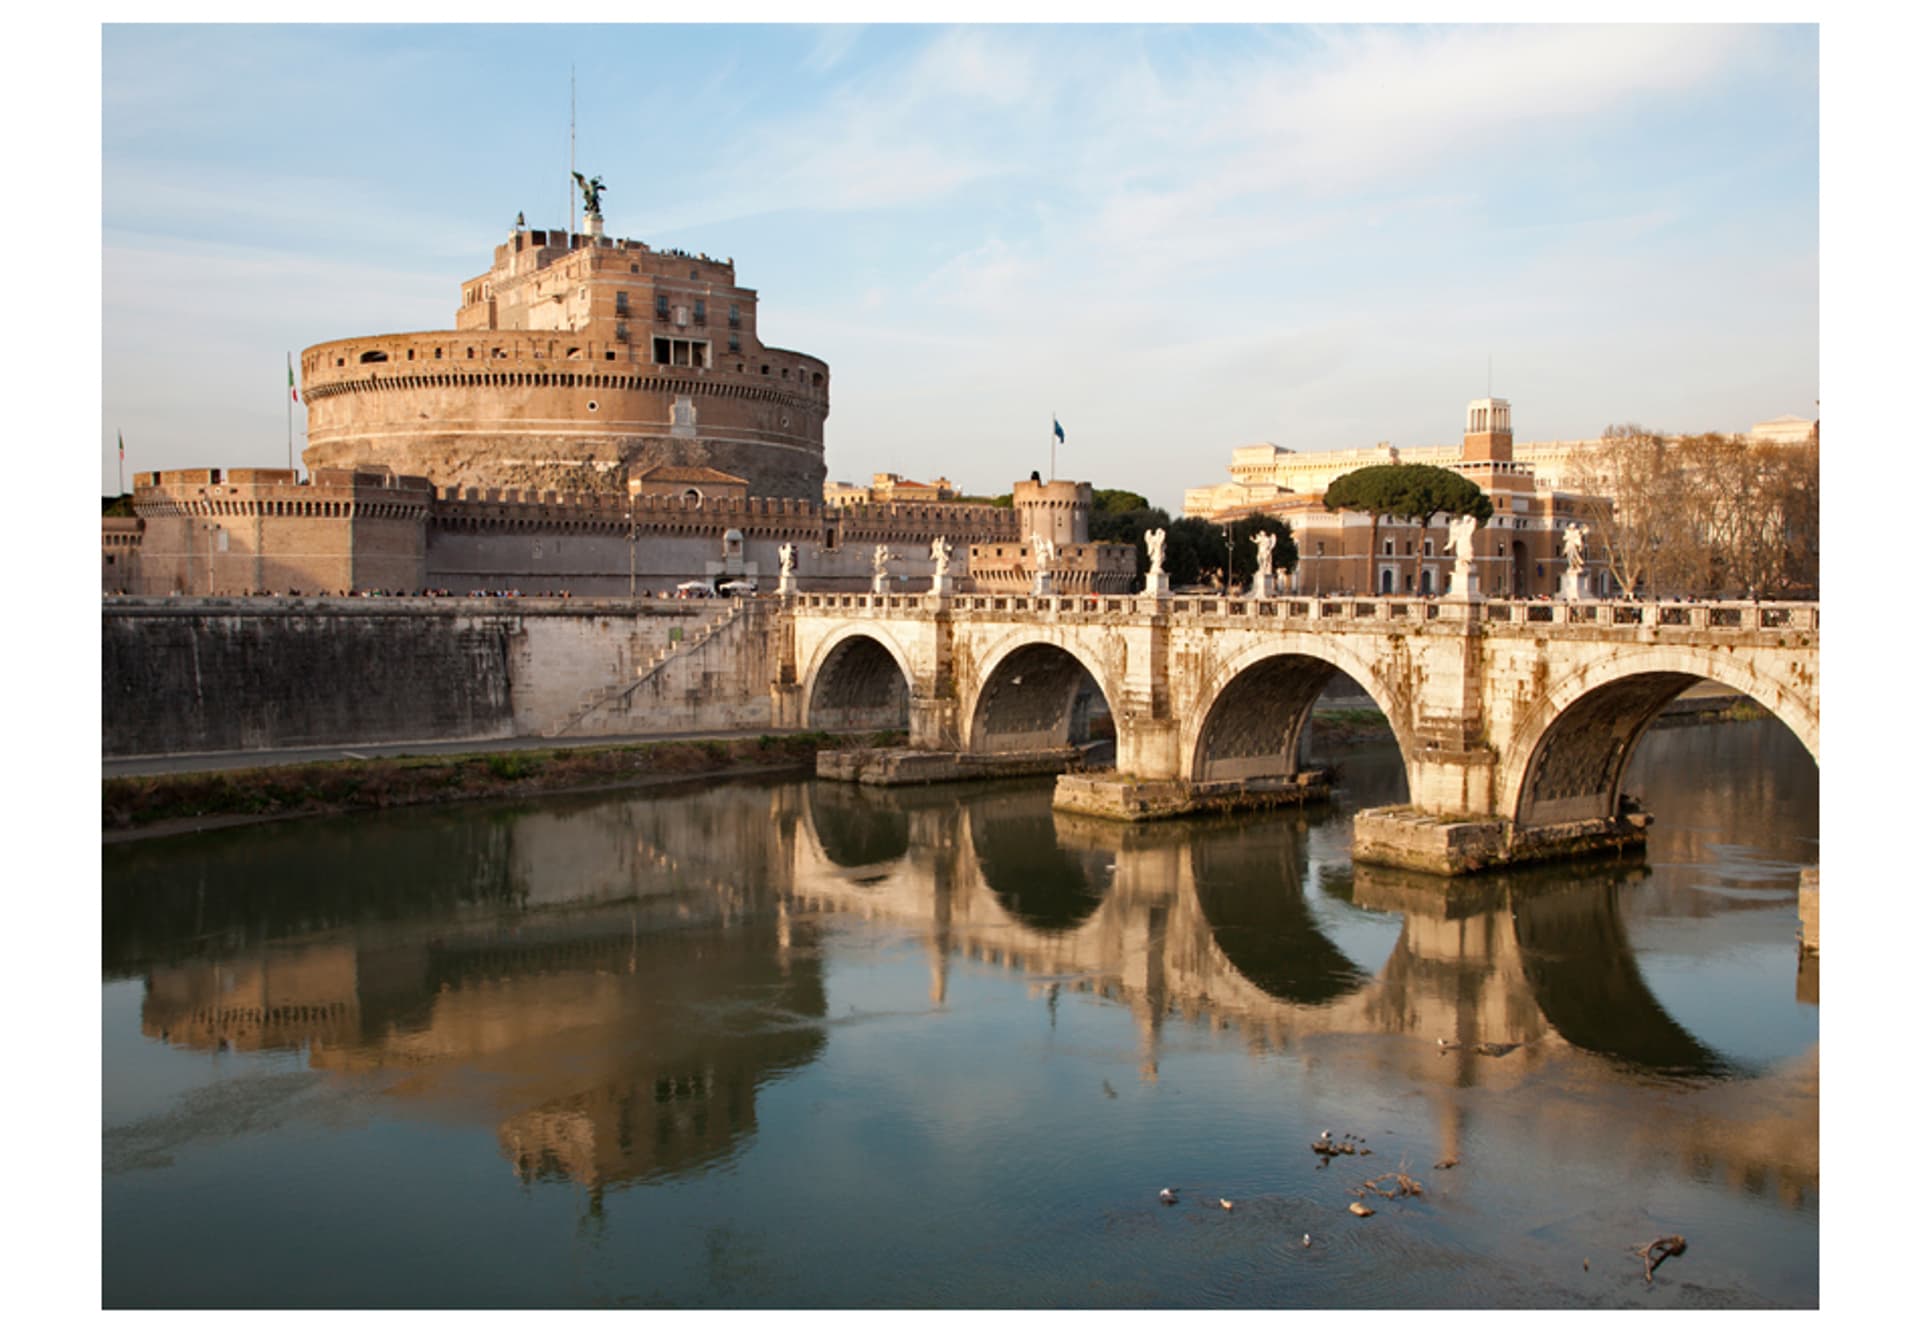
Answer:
(128, 789, 827, 1192)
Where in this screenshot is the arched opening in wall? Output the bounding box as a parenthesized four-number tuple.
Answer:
(969, 644, 1114, 765)
(968, 787, 1112, 933)
(359, 350, 388, 364)
(1193, 657, 1407, 802)
(807, 635, 909, 733)
(1517, 672, 1817, 840)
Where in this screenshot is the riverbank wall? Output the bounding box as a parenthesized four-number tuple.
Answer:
(103, 596, 778, 758)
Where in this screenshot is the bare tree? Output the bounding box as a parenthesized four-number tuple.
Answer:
(1571, 426, 1819, 600)
(1570, 425, 1672, 599)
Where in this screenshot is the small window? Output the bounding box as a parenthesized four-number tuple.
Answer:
(761, 364, 770, 375)
(1383, 539, 1394, 556)
(435, 347, 443, 359)
(728, 335, 740, 353)
(694, 299, 706, 325)
(587, 400, 599, 412)
(729, 304, 740, 328)
(689, 267, 698, 279)
(656, 294, 669, 319)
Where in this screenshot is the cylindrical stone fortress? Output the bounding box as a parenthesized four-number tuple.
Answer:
(301, 223, 829, 501)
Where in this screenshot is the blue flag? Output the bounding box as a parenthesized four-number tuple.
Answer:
(1053, 418, 1065, 443)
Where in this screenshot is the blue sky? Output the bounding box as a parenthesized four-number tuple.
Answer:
(101, 22, 1818, 509)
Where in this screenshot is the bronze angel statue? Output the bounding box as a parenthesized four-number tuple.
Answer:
(572, 172, 607, 218)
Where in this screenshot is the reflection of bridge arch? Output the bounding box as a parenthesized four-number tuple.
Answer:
(802, 626, 913, 732)
(1185, 821, 1374, 1006)
(787, 784, 1763, 1080)
(1509, 879, 1733, 1077)
(968, 787, 1114, 932)
(1182, 634, 1416, 785)
(1502, 649, 1818, 829)
(807, 781, 913, 869)
(964, 630, 1121, 757)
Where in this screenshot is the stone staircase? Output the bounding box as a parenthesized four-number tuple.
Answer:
(546, 601, 744, 738)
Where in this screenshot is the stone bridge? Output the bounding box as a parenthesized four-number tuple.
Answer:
(774, 590, 1818, 873)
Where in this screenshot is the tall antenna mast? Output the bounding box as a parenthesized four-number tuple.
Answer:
(569, 66, 576, 235)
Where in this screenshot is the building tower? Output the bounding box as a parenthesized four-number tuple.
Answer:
(1013, 476, 1091, 548)
(1462, 396, 1513, 462)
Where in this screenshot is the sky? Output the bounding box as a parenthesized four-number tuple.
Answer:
(98, 21, 1819, 511)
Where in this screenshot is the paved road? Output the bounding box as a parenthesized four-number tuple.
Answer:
(101, 728, 844, 778)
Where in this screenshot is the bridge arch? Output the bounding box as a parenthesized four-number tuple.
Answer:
(1181, 634, 1417, 785)
(964, 631, 1123, 758)
(1501, 646, 1818, 830)
(801, 624, 915, 733)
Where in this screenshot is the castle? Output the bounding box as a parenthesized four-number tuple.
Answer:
(105, 198, 1130, 597)
(301, 212, 830, 501)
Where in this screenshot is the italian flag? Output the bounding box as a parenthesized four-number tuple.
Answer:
(288, 355, 299, 403)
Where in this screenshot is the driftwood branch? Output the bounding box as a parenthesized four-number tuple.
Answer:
(1631, 1234, 1687, 1282)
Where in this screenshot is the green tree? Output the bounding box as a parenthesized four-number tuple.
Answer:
(1089, 501, 1170, 591)
(1092, 488, 1151, 515)
(1324, 464, 1491, 594)
(1165, 516, 1224, 588)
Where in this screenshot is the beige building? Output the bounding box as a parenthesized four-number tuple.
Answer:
(1203, 399, 1615, 599)
(1185, 413, 1815, 522)
(824, 473, 959, 506)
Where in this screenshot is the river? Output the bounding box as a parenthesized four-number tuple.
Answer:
(101, 716, 1818, 1308)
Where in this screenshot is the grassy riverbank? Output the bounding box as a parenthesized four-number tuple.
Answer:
(103, 732, 901, 836)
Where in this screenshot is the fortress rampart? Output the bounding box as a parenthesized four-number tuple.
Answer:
(119, 468, 1022, 597)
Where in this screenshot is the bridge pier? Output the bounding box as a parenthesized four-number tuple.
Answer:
(1053, 770, 1333, 821)
(1350, 807, 1646, 876)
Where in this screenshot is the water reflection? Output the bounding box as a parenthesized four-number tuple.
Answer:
(105, 725, 1815, 1213)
